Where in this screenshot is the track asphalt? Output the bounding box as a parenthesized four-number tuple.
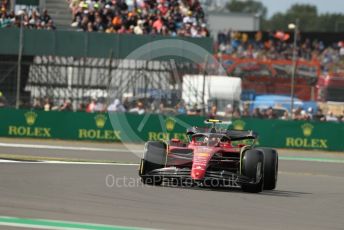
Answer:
(0, 138, 343, 230)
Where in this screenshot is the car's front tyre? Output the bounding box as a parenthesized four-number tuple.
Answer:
(241, 149, 264, 193)
(139, 141, 166, 185)
(258, 148, 278, 190)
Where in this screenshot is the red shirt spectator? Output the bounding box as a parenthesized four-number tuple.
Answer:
(158, 3, 168, 16)
(86, 99, 96, 113)
(153, 16, 163, 32)
(118, 25, 127, 33)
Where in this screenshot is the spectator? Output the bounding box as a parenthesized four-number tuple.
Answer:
(292, 108, 302, 120)
(224, 104, 233, 117)
(339, 42, 344, 57)
(87, 21, 94, 32)
(43, 98, 52, 111)
(306, 107, 314, 120)
(0, 91, 6, 107)
(59, 98, 73, 111)
(93, 11, 105, 31)
(129, 101, 145, 114)
(41, 9, 52, 24)
(86, 98, 97, 113)
(46, 19, 56, 30)
(29, 10, 40, 27)
(183, 11, 195, 25)
(94, 98, 106, 112)
(32, 97, 42, 110)
(252, 108, 263, 119)
(157, 101, 165, 114)
(208, 103, 217, 119)
(108, 98, 126, 112)
(187, 103, 201, 115)
(280, 111, 289, 120)
(152, 15, 164, 32)
(176, 101, 186, 114)
(122, 97, 130, 111)
(300, 110, 311, 121)
(133, 19, 144, 34)
(0, 8, 13, 28)
(314, 108, 326, 121)
(77, 101, 86, 112)
(1, 0, 8, 11)
(340, 110, 344, 122)
(232, 109, 241, 119)
(265, 107, 275, 119)
(242, 107, 250, 118)
(326, 111, 338, 122)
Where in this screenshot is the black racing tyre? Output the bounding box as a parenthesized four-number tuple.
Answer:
(139, 141, 166, 185)
(241, 149, 264, 193)
(258, 148, 278, 190)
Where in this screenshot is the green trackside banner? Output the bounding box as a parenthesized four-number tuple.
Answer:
(0, 109, 343, 151)
(0, 109, 204, 143)
(229, 119, 344, 151)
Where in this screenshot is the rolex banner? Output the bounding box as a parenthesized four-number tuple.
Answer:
(229, 119, 344, 151)
(0, 109, 205, 143)
(0, 109, 343, 151)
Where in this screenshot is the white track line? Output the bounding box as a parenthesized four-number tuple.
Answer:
(0, 142, 141, 153)
(0, 222, 84, 230)
(0, 159, 19, 163)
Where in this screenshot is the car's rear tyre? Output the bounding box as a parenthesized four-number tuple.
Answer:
(258, 148, 278, 190)
(139, 141, 166, 185)
(241, 149, 264, 193)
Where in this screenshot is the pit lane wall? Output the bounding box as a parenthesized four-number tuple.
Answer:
(0, 109, 343, 151)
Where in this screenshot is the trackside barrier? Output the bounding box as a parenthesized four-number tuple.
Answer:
(0, 109, 343, 151)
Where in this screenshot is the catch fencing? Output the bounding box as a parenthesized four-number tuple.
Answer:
(0, 28, 213, 108)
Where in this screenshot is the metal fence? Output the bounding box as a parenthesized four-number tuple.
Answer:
(0, 29, 214, 111)
(0, 54, 208, 111)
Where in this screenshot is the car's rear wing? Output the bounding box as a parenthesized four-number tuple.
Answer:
(186, 127, 258, 141)
(226, 130, 258, 141)
(204, 119, 232, 125)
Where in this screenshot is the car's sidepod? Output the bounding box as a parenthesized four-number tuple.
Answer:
(191, 147, 217, 180)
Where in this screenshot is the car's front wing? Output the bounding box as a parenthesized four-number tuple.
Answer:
(142, 167, 259, 188)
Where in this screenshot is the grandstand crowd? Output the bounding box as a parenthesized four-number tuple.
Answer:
(0, 92, 342, 122)
(216, 30, 344, 72)
(0, 2, 55, 30)
(68, 0, 209, 37)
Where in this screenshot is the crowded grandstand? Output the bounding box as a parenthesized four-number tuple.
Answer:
(68, 0, 209, 36)
(0, 1, 55, 29)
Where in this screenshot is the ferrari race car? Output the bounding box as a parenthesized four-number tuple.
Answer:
(138, 120, 278, 193)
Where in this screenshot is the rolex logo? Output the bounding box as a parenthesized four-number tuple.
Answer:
(233, 120, 245, 131)
(301, 123, 313, 137)
(94, 114, 107, 128)
(24, 111, 37, 126)
(165, 117, 175, 131)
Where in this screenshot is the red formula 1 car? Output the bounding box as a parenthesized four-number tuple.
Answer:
(139, 120, 278, 193)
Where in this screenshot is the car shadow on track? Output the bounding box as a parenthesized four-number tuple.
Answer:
(160, 184, 312, 197)
(259, 190, 312, 197)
